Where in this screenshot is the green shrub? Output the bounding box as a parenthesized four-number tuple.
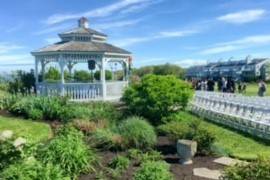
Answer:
(38, 127, 97, 178)
(0, 95, 19, 111)
(9, 96, 67, 121)
(221, 157, 270, 180)
(109, 155, 130, 172)
(118, 117, 157, 149)
(0, 83, 8, 91)
(158, 116, 215, 154)
(128, 149, 163, 165)
(0, 158, 69, 180)
(134, 161, 173, 180)
(193, 128, 215, 154)
(0, 136, 27, 171)
(90, 128, 123, 150)
(122, 74, 193, 124)
(28, 108, 43, 120)
(60, 102, 121, 123)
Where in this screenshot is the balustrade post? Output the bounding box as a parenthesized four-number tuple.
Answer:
(101, 57, 107, 100)
(35, 58, 39, 94)
(59, 55, 66, 96)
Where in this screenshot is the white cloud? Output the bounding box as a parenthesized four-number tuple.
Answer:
(201, 45, 240, 54)
(45, 37, 60, 44)
(120, 0, 163, 14)
(217, 9, 266, 24)
(174, 59, 207, 68)
(0, 54, 32, 64)
(94, 19, 141, 30)
(45, 0, 155, 25)
(112, 29, 199, 47)
(35, 23, 73, 35)
(0, 43, 24, 54)
(200, 34, 270, 55)
(159, 30, 198, 38)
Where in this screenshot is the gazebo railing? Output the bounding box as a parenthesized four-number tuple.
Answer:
(36, 81, 128, 101)
(64, 83, 102, 100)
(106, 81, 128, 97)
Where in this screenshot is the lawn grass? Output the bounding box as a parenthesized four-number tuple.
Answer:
(178, 112, 270, 160)
(0, 115, 52, 143)
(0, 90, 8, 98)
(241, 83, 270, 96)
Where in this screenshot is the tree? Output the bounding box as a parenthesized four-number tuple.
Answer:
(133, 63, 186, 79)
(73, 70, 92, 82)
(44, 67, 60, 81)
(8, 70, 35, 94)
(94, 70, 112, 81)
(122, 74, 193, 125)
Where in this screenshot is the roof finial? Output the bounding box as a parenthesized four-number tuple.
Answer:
(78, 17, 89, 28)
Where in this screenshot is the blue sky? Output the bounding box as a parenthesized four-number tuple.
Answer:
(1, 0, 270, 72)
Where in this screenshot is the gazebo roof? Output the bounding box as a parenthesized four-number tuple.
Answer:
(59, 27, 107, 37)
(33, 41, 131, 54)
(32, 17, 131, 55)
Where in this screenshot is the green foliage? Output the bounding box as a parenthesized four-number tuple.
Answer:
(0, 138, 25, 171)
(1, 95, 121, 123)
(109, 155, 130, 172)
(134, 161, 173, 180)
(44, 67, 60, 81)
(9, 96, 67, 121)
(94, 70, 113, 80)
(122, 74, 193, 124)
(38, 127, 97, 178)
(0, 83, 8, 91)
(133, 63, 186, 79)
(90, 128, 123, 150)
(118, 117, 157, 149)
(0, 158, 69, 180)
(60, 101, 121, 123)
(74, 70, 93, 82)
(158, 113, 215, 154)
(127, 149, 163, 165)
(222, 157, 270, 180)
(8, 70, 35, 95)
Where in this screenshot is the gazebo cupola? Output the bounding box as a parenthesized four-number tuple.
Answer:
(59, 17, 107, 43)
(31, 17, 132, 101)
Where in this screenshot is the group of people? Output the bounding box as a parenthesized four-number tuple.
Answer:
(191, 77, 267, 97)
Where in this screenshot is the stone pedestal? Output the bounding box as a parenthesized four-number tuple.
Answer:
(177, 139, 197, 165)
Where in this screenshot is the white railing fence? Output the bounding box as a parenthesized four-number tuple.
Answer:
(36, 81, 127, 101)
(190, 91, 270, 140)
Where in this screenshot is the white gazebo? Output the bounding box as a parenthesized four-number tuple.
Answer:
(31, 17, 132, 101)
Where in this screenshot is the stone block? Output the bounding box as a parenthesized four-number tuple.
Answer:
(177, 139, 197, 165)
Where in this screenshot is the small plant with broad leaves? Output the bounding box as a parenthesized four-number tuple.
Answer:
(134, 161, 173, 180)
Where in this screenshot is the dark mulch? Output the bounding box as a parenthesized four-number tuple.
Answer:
(157, 136, 225, 180)
(80, 136, 225, 180)
(0, 110, 12, 117)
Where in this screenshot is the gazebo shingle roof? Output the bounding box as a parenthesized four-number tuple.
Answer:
(60, 27, 107, 37)
(33, 41, 131, 54)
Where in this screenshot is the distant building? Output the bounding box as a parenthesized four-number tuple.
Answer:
(186, 57, 270, 81)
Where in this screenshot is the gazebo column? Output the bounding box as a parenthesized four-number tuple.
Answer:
(41, 60, 46, 82)
(67, 61, 76, 77)
(59, 55, 66, 96)
(101, 57, 107, 99)
(35, 58, 39, 85)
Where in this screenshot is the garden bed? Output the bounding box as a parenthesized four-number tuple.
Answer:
(80, 136, 225, 180)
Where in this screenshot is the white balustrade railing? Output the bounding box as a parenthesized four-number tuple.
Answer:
(36, 81, 128, 101)
(106, 81, 128, 97)
(190, 91, 270, 140)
